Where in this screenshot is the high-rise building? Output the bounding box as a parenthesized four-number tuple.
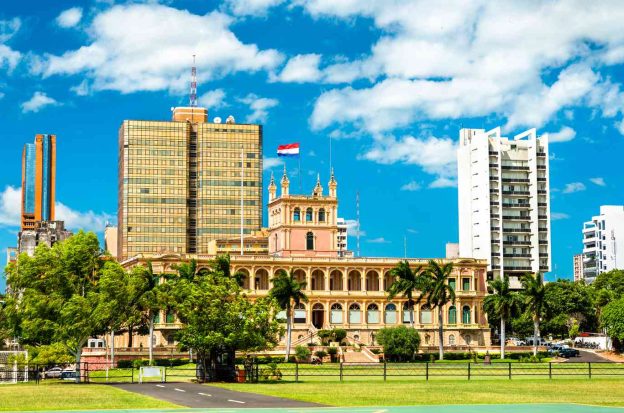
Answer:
(18, 220, 71, 257)
(336, 217, 348, 255)
(118, 107, 262, 260)
(21, 134, 56, 231)
(458, 127, 551, 286)
(573, 253, 584, 282)
(582, 205, 624, 283)
(104, 224, 118, 259)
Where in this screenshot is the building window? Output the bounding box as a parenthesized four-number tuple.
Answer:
(319, 208, 326, 222)
(293, 208, 301, 222)
(349, 303, 361, 324)
(449, 279, 456, 291)
(294, 303, 306, 323)
(449, 334, 456, 346)
(385, 303, 397, 324)
(165, 310, 175, 324)
(153, 311, 160, 324)
(330, 303, 343, 324)
(462, 278, 470, 291)
(420, 305, 432, 324)
(402, 302, 413, 324)
(306, 232, 314, 250)
(367, 304, 380, 324)
(306, 208, 313, 221)
(166, 335, 175, 346)
(462, 306, 471, 324)
(448, 306, 457, 324)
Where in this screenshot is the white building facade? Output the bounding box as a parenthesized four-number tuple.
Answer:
(573, 253, 584, 282)
(458, 127, 551, 286)
(582, 205, 624, 283)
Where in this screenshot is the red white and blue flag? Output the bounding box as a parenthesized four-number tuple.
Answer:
(277, 143, 300, 157)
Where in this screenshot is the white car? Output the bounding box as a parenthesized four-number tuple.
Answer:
(44, 367, 63, 379)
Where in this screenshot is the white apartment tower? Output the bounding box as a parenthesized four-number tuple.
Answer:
(458, 127, 551, 286)
(582, 205, 624, 284)
(573, 253, 584, 282)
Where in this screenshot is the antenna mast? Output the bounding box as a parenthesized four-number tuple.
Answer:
(190, 55, 197, 107)
(356, 191, 360, 258)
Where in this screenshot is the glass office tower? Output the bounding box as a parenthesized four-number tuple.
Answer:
(21, 134, 56, 230)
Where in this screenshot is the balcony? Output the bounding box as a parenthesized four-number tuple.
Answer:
(537, 177, 547, 182)
(538, 202, 547, 207)
(503, 253, 532, 258)
(539, 240, 548, 245)
(502, 178, 530, 183)
(502, 203, 530, 208)
(502, 190, 530, 196)
(503, 228, 531, 233)
(502, 215, 530, 220)
(539, 253, 549, 257)
(503, 240, 531, 245)
(537, 165, 547, 170)
(538, 215, 548, 220)
(502, 165, 530, 171)
(537, 152, 546, 156)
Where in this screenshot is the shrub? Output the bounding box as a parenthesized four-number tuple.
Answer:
(317, 329, 332, 345)
(117, 360, 133, 368)
(132, 359, 149, 368)
(307, 342, 316, 347)
(154, 358, 189, 367)
(332, 329, 348, 343)
(314, 350, 327, 359)
(260, 362, 282, 381)
(376, 326, 420, 362)
(295, 345, 311, 362)
(370, 348, 381, 355)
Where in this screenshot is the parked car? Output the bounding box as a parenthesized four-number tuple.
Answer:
(44, 367, 63, 379)
(525, 337, 547, 346)
(61, 368, 77, 381)
(507, 338, 526, 346)
(558, 347, 580, 358)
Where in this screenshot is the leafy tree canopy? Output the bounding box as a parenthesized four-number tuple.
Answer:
(543, 280, 596, 332)
(377, 326, 420, 362)
(600, 297, 624, 351)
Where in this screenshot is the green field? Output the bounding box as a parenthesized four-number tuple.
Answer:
(0, 383, 180, 411)
(213, 378, 624, 407)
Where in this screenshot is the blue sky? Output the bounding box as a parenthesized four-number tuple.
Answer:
(1, 0, 624, 290)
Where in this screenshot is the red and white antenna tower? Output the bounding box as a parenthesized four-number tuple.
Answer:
(190, 54, 197, 107)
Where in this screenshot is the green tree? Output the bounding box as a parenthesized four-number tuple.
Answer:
(543, 279, 596, 335)
(593, 269, 624, 298)
(387, 260, 423, 328)
(601, 297, 624, 352)
(4, 232, 128, 382)
(269, 270, 308, 362)
(510, 312, 534, 338)
(483, 275, 522, 359)
(376, 326, 420, 362)
(171, 258, 281, 381)
(419, 260, 455, 360)
(520, 273, 548, 356)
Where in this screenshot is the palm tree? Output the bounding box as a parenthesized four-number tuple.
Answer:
(269, 270, 308, 362)
(212, 253, 246, 286)
(419, 260, 455, 361)
(136, 262, 161, 365)
(483, 275, 522, 359)
(173, 259, 198, 281)
(520, 273, 547, 356)
(387, 260, 423, 328)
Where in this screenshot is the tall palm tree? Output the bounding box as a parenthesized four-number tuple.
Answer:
(173, 259, 198, 281)
(483, 275, 522, 359)
(419, 260, 455, 361)
(520, 273, 547, 356)
(212, 253, 246, 286)
(269, 270, 308, 362)
(136, 262, 161, 365)
(387, 260, 423, 328)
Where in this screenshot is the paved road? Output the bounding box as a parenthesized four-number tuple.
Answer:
(564, 350, 612, 363)
(112, 382, 322, 409)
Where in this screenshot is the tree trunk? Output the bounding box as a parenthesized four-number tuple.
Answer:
(500, 318, 506, 360)
(74, 337, 88, 384)
(284, 305, 292, 363)
(110, 330, 115, 368)
(533, 317, 539, 356)
(438, 306, 444, 361)
(128, 325, 134, 348)
(149, 317, 154, 365)
(409, 302, 414, 328)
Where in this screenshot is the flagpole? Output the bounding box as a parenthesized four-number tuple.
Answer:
(240, 146, 244, 256)
(329, 135, 332, 177)
(298, 154, 302, 193)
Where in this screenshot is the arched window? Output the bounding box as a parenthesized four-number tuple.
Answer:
(318, 208, 326, 222)
(367, 304, 380, 324)
(165, 310, 175, 324)
(420, 305, 432, 324)
(448, 306, 457, 324)
(306, 232, 314, 250)
(349, 303, 361, 324)
(330, 303, 343, 324)
(385, 303, 397, 324)
(305, 208, 313, 221)
(294, 303, 306, 323)
(462, 306, 471, 324)
(293, 208, 301, 222)
(449, 334, 456, 345)
(402, 302, 413, 324)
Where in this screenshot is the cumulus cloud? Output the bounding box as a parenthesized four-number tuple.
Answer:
(589, 177, 606, 186)
(345, 219, 364, 237)
(37, 4, 283, 94)
(56, 7, 83, 28)
(225, 0, 286, 16)
(21, 92, 58, 113)
(0, 18, 22, 73)
(562, 182, 586, 194)
(198, 89, 226, 109)
(70, 80, 90, 96)
(273, 54, 322, 83)
(551, 212, 570, 221)
(546, 126, 576, 143)
(263, 157, 283, 170)
(400, 181, 420, 191)
(0, 186, 21, 227)
(239, 93, 278, 123)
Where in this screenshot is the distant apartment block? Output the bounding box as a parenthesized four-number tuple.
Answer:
(458, 127, 551, 285)
(104, 224, 118, 259)
(18, 220, 71, 257)
(573, 253, 584, 282)
(118, 107, 263, 260)
(337, 217, 348, 256)
(21, 134, 56, 230)
(582, 205, 624, 283)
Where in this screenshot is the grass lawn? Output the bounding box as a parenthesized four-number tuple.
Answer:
(213, 379, 624, 407)
(0, 383, 180, 411)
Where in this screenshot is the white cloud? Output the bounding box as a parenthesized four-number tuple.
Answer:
(589, 177, 606, 187)
(55, 202, 113, 233)
(56, 7, 83, 28)
(429, 177, 457, 188)
(21, 92, 58, 113)
(562, 182, 586, 194)
(38, 4, 283, 94)
(400, 181, 420, 191)
(551, 212, 570, 221)
(274, 54, 322, 83)
(239, 93, 278, 123)
(0, 17, 20, 43)
(225, 0, 286, 16)
(198, 89, 226, 109)
(70, 80, 90, 96)
(263, 157, 283, 170)
(0, 186, 111, 233)
(345, 219, 365, 237)
(0, 18, 22, 73)
(367, 237, 390, 244)
(361, 135, 457, 184)
(0, 186, 21, 227)
(546, 126, 576, 143)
